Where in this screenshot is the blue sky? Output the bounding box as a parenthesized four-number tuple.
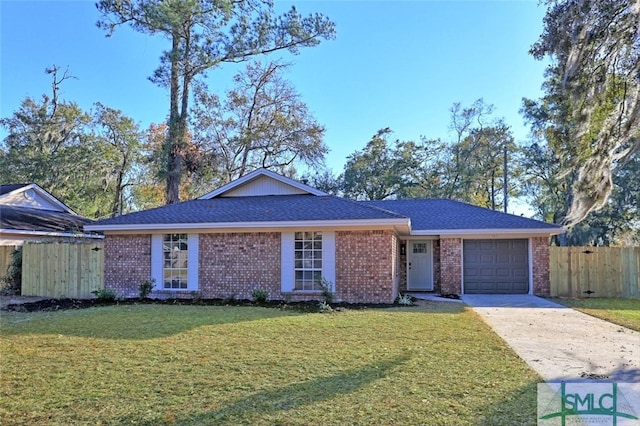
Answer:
(1, 0, 548, 175)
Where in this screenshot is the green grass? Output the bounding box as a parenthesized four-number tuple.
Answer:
(1, 302, 540, 425)
(552, 297, 640, 332)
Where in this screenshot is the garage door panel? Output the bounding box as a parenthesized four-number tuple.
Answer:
(463, 239, 529, 294)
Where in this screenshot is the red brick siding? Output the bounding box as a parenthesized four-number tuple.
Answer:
(440, 238, 462, 294)
(335, 230, 396, 304)
(531, 236, 551, 295)
(432, 240, 441, 292)
(398, 244, 407, 293)
(104, 230, 403, 303)
(199, 232, 281, 300)
(104, 234, 151, 298)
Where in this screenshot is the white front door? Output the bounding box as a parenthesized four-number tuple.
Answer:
(407, 241, 433, 291)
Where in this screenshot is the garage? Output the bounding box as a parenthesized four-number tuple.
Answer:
(463, 239, 529, 294)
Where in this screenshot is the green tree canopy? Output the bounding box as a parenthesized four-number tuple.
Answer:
(96, 0, 336, 204)
(0, 67, 144, 219)
(190, 61, 327, 186)
(526, 0, 640, 226)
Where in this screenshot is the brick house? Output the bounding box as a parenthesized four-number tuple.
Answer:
(85, 169, 564, 303)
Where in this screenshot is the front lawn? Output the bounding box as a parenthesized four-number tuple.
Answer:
(0, 302, 540, 425)
(552, 297, 640, 332)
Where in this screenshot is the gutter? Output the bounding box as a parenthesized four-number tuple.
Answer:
(84, 218, 411, 233)
(0, 228, 104, 239)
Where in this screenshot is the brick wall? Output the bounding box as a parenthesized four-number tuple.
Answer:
(200, 232, 281, 300)
(335, 230, 396, 304)
(531, 236, 551, 295)
(104, 234, 151, 298)
(432, 240, 441, 293)
(398, 243, 407, 293)
(104, 230, 402, 303)
(440, 237, 462, 295)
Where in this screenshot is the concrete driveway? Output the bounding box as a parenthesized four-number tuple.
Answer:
(460, 294, 640, 383)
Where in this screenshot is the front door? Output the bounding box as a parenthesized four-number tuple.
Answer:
(407, 241, 433, 291)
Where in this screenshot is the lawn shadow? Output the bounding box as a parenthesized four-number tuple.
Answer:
(0, 304, 304, 340)
(134, 353, 411, 425)
(477, 367, 640, 425)
(475, 379, 539, 425)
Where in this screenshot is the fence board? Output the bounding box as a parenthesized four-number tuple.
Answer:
(550, 247, 640, 298)
(22, 241, 104, 298)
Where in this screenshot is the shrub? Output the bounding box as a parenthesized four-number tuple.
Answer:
(191, 291, 203, 303)
(1, 247, 22, 294)
(139, 279, 155, 299)
(252, 289, 268, 302)
(396, 293, 413, 306)
(318, 301, 333, 313)
(92, 288, 117, 301)
(317, 277, 335, 304)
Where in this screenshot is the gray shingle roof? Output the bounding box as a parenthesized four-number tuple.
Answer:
(89, 195, 407, 226)
(88, 194, 562, 234)
(1, 205, 93, 234)
(0, 184, 29, 196)
(363, 199, 561, 230)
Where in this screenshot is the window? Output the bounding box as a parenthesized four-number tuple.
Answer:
(281, 231, 334, 293)
(163, 233, 188, 289)
(413, 242, 428, 253)
(294, 231, 322, 290)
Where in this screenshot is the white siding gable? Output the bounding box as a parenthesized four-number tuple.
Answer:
(0, 185, 69, 212)
(223, 175, 309, 197)
(199, 169, 326, 199)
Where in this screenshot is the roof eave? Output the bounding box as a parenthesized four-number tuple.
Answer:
(85, 218, 411, 233)
(410, 227, 565, 237)
(0, 228, 104, 239)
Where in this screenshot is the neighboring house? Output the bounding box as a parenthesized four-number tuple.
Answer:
(85, 169, 564, 303)
(0, 183, 101, 245)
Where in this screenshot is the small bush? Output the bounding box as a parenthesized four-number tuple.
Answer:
(92, 288, 117, 301)
(191, 291, 203, 303)
(252, 289, 268, 302)
(318, 301, 333, 313)
(396, 293, 413, 306)
(317, 277, 335, 304)
(1, 247, 22, 294)
(139, 279, 155, 299)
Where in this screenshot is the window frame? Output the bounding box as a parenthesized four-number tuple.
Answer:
(281, 231, 335, 293)
(151, 233, 199, 292)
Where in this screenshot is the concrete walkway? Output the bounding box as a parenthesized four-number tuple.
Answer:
(459, 295, 640, 382)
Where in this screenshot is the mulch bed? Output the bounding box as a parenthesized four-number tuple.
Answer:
(2, 297, 407, 313)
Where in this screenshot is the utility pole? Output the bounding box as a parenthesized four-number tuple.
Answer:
(503, 146, 508, 213)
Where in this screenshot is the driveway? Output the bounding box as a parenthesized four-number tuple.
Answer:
(460, 294, 640, 383)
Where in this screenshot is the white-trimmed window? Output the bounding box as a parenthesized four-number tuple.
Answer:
(294, 231, 323, 290)
(151, 234, 199, 291)
(281, 231, 335, 293)
(163, 233, 189, 289)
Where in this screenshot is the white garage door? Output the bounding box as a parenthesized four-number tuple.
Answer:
(463, 239, 529, 294)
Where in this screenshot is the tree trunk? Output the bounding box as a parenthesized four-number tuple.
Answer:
(165, 32, 182, 205)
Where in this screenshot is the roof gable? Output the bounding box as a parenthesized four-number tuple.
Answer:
(199, 169, 326, 199)
(0, 183, 75, 214)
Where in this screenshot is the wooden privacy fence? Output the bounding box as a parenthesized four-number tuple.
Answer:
(0, 245, 17, 278)
(549, 246, 640, 298)
(21, 241, 104, 298)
